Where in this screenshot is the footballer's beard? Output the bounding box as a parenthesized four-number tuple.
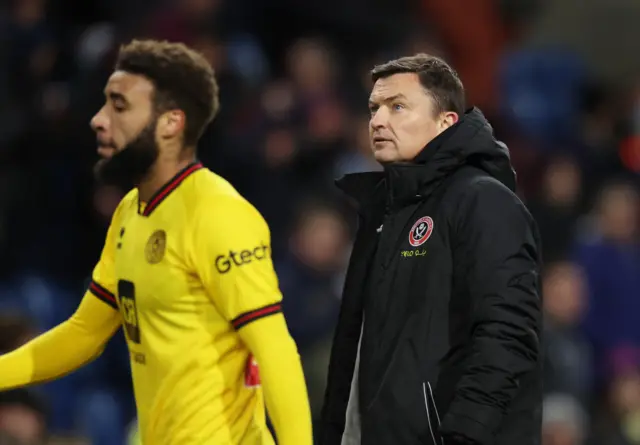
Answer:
(94, 120, 160, 190)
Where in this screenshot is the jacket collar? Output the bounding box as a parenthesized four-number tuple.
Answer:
(335, 172, 386, 214)
(336, 115, 462, 209)
(335, 162, 454, 212)
(336, 107, 515, 210)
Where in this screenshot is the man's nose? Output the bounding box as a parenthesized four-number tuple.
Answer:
(90, 107, 108, 132)
(370, 106, 389, 129)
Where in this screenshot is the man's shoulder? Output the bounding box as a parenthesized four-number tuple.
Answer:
(336, 172, 385, 210)
(187, 171, 268, 235)
(121, 188, 139, 205)
(174, 168, 256, 219)
(111, 188, 139, 220)
(442, 167, 530, 223)
(445, 167, 520, 204)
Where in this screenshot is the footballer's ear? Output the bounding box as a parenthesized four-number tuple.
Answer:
(158, 110, 185, 139)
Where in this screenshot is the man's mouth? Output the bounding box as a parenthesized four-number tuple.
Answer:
(97, 146, 116, 158)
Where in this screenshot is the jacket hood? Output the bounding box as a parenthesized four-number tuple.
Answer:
(411, 107, 516, 191)
(337, 107, 516, 207)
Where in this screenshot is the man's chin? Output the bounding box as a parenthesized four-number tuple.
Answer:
(97, 146, 117, 159)
(373, 148, 401, 164)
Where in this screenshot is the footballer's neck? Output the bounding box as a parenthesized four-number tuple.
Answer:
(137, 149, 196, 203)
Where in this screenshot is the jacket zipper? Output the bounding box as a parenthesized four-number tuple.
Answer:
(422, 382, 443, 445)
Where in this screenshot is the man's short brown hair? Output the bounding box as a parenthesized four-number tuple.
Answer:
(115, 39, 219, 147)
(371, 53, 465, 116)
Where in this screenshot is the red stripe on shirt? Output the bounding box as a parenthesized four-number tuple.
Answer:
(232, 303, 282, 330)
(142, 162, 203, 216)
(88, 281, 118, 309)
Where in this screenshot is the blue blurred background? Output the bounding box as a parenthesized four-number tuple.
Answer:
(1, 0, 640, 443)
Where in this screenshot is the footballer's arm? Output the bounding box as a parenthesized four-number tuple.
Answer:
(238, 312, 313, 445)
(0, 292, 120, 389)
(192, 195, 313, 445)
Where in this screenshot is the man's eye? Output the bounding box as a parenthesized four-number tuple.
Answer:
(393, 103, 405, 111)
(112, 103, 126, 112)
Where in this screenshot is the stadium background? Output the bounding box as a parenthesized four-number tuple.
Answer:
(1, 0, 640, 443)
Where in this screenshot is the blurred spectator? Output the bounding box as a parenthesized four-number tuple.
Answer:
(591, 367, 640, 445)
(542, 262, 592, 404)
(0, 390, 48, 445)
(285, 39, 350, 193)
(592, 181, 639, 244)
(240, 119, 302, 249)
(420, 0, 507, 112)
(542, 393, 587, 445)
(278, 201, 349, 348)
(277, 201, 349, 418)
(529, 156, 583, 261)
(0, 315, 36, 354)
(580, 83, 620, 159)
(144, 0, 223, 44)
(578, 82, 627, 197)
(334, 115, 382, 177)
(573, 181, 640, 383)
(287, 38, 338, 103)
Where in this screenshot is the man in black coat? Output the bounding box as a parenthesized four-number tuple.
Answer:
(319, 54, 542, 445)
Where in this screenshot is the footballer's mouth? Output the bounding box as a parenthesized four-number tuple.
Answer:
(97, 140, 118, 158)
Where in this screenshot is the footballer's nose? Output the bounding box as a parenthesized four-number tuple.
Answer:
(90, 107, 109, 133)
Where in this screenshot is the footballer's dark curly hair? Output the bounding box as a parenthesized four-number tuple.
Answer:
(371, 53, 465, 117)
(115, 39, 219, 147)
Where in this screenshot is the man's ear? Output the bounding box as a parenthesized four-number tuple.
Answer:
(158, 110, 185, 139)
(438, 111, 459, 132)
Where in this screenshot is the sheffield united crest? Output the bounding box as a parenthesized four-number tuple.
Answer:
(145, 230, 167, 264)
(408, 216, 434, 247)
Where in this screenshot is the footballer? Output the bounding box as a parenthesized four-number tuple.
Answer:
(0, 39, 312, 445)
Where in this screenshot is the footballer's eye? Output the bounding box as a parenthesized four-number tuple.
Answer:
(392, 103, 405, 111)
(107, 92, 129, 112)
(368, 104, 379, 115)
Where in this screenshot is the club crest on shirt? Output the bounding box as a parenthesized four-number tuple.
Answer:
(408, 216, 434, 247)
(145, 230, 167, 264)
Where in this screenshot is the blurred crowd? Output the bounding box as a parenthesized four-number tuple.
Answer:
(1, 0, 640, 444)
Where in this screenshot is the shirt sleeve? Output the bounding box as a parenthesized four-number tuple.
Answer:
(0, 290, 121, 390)
(190, 195, 283, 329)
(88, 203, 122, 310)
(240, 315, 313, 445)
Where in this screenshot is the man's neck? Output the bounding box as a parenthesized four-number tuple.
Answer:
(137, 155, 195, 203)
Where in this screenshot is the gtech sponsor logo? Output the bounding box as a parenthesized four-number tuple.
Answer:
(215, 243, 270, 274)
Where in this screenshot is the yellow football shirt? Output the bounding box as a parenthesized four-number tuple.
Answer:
(89, 162, 282, 444)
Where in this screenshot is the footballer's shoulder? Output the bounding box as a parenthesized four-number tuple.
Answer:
(103, 188, 138, 228)
(122, 187, 139, 203)
(191, 168, 246, 204)
(190, 168, 239, 196)
(190, 168, 263, 220)
(112, 188, 139, 217)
